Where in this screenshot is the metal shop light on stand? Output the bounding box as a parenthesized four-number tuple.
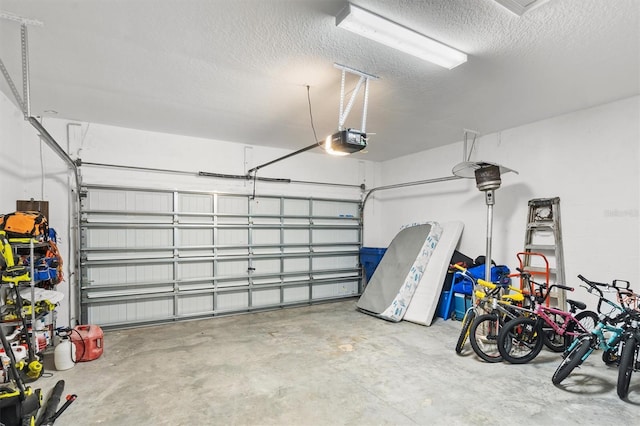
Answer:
(452, 161, 518, 282)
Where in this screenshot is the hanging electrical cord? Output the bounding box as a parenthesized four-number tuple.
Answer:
(250, 85, 321, 200)
(306, 85, 320, 147)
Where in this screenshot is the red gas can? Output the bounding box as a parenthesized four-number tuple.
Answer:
(71, 324, 103, 362)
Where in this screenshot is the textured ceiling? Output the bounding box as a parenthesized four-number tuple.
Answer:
(0, 0, 638, 161)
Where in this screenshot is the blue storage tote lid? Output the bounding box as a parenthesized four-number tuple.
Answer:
(360, 247, 387, 256)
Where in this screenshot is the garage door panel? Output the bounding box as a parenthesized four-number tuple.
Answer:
(179, 194, 213, 213)
(252, 288, 281, 307)
(178, 293, 214, 315)
(218, 229, 248, 246)
(283, 285, 309, 303)
(179, 228, 213, 247)
(81, 186, 362, 328)
(252, 229, 280, 245)
(87, 297, 173, 325)
(313, 255, 358, 270)
(86, 264, 173, 286)
(218, 195, 247, 215)
(218, 292, 249, 311)
(313, 281, 359, 299)
(178, 262, 214, 280)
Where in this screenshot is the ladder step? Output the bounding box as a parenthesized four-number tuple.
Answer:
(522, 266, 558, 275)
(527, 222, 555, 230)
(524, 244, 557, 251)
(528, 197, 560, 207)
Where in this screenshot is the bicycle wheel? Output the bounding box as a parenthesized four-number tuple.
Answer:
(469, 313, 503, 363)
(602, 349, 619, 365)
(617, 336, 639, 399)
(542, 312, 565, 353)
(564, 310, 599, 349)
(455, 309, 476, 354)
(552, 336, 592, 385)
(498, 316, 544, 364)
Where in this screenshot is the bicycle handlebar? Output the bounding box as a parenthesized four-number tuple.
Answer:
(554, 284, 575, 292)
(578, 274, 632, 297)
(577, 274, 634, 317)
(577, 274, 609, 287)
(612, 279, 631, 290)
(451, 263, 466, 272)
(578, 274, 605, 297)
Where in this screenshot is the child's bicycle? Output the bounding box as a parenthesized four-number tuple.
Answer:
(618, 306, 640, 400)
(497, 273, 598, 364)
(467, 278, 530, 363)
(452, 264, 525, 358)
(552, 275, 637, 396)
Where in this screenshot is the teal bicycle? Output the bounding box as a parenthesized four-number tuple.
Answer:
(552, 275, 633, 386)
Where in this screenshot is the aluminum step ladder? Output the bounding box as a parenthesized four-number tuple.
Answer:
(521, 197, 566, 308)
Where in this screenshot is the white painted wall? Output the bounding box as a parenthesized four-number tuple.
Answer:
(2, 88, 638, 322)
(0, 93, 29, 211)
(368, 96, 639, 309)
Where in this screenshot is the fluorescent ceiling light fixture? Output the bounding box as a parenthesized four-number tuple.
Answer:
(336, 3, 467, 69)
(322, 129, 367, 156)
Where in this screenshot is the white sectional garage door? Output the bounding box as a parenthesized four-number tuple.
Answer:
(80, 185, 362, 328)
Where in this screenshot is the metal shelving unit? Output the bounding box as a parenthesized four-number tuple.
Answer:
(1, 239, 54, 354)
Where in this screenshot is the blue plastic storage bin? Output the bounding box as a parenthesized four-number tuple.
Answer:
(454, 292, 472, 320)
(467, 264, 510, 283)
(437, 290, 455, 320)
(452, 272, 474, 295)
(360, 247, 387, 284)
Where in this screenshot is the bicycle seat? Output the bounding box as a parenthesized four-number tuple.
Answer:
(567, 299, 586, 311)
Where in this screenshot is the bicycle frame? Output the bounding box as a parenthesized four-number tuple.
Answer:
(534, 304, 590, 338)
(568, 319, 626, 361)
(517, 271, 588, 337)
(564, 278, 628, 357)
(453, 263, 525, 355)
(454, 264, 524, 317)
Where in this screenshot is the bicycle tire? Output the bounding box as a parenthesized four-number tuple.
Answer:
(542, 316, 565, 353)
(617, 335, 639, 399)
(498, 316, 544, 364)
(455, 309, 476, 354)
(469, 313, 503, 363)
(602, 349, 619, 365)
(552, 336, 592, 385)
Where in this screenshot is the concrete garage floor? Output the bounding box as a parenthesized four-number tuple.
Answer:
(35, 299, 638, 425)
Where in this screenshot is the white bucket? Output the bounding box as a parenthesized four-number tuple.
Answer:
(54, 338, 76, 371)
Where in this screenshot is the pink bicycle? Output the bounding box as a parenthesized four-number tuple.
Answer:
(497, 273, 598, 364)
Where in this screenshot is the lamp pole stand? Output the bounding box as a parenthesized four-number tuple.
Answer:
(484, 189, 495, 282)
(452, 161, 519, 283)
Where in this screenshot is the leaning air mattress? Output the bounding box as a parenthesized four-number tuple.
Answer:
(356, 222, 443, 322)
(403, 221, 464, 326)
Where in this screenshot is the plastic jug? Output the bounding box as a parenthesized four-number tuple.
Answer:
(54, 337, 76, 371)
(71, 324, 103, 362)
